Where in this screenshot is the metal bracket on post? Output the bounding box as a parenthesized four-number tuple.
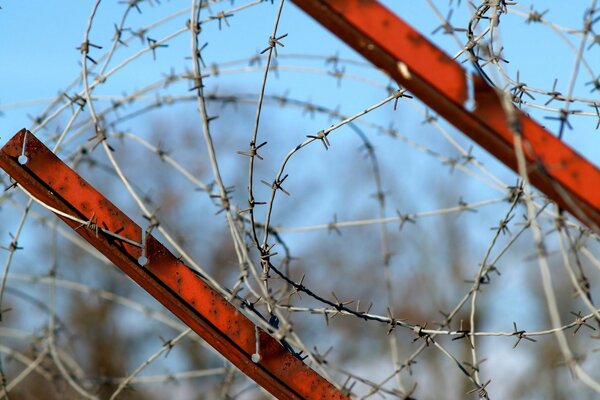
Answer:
(291, 0, 600, 232)
(0, 129, 348, 400)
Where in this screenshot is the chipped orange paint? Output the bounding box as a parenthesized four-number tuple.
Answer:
(0, 129, 348, 400)
(3, 2, 600, 398)
(292, 0, 600, 231)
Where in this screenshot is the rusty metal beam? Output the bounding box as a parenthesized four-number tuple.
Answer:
(292, 0, 600, 231)
(0, 129, 348, 400)
(2, 3, 599, 398)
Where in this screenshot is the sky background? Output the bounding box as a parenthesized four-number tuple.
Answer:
(1, 1, 598, 151)
(0, 1, 599, 398)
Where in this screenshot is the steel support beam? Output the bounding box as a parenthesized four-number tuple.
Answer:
(0, 129, 348, 400)
(2, 2, 600, 399)
(292, 0, 600, 231)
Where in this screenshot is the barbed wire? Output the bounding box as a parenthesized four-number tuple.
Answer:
(0, 0, 599, 398)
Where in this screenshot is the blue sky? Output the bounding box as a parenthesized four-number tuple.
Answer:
(0, 0, 597, 353)
(0, 1, 599, 398)
(1, 1, 597, 158)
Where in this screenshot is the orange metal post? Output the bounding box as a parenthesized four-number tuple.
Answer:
(2, 2, 600, 398)
(0, 129, 348, 400)
(292, 0, 600, 231)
